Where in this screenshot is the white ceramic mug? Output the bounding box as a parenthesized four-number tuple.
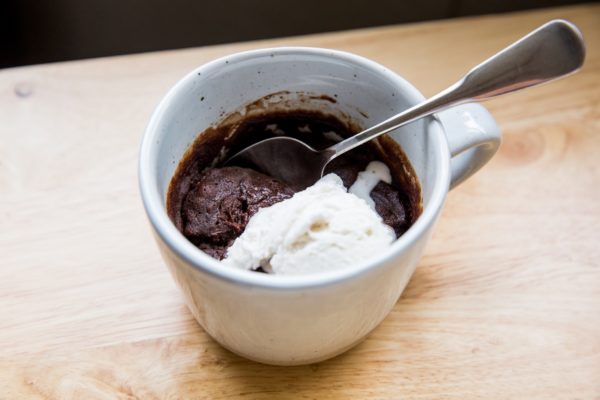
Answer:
(139, 47, 501, 365)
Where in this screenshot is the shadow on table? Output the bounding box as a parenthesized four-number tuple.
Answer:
(173, 264, 440, 398)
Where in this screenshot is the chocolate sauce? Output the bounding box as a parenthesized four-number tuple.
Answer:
(167, 108, 422, 261)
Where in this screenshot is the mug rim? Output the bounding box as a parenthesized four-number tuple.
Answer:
(139, 46, 450, 290)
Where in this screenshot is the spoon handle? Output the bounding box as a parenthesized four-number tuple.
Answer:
(328, 19, 585, 157)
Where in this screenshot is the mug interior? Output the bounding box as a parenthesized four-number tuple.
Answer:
(140, 47, 450, 287)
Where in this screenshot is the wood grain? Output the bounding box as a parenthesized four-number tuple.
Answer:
(1, 4, 600, 399)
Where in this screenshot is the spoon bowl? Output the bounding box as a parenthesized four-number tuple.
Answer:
(228, 136, 334, 190)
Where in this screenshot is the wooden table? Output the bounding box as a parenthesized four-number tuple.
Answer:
(1, 4, 599, 399)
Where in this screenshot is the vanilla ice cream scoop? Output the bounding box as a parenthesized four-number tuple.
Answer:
(222, 173, 395, 275)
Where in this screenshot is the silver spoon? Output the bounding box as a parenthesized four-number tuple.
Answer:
(226, 19, 585, 190)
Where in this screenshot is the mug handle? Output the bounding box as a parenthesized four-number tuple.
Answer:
(435, 103, 501, 189)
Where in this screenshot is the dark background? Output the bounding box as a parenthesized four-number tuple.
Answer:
(1, 0, 593, 68)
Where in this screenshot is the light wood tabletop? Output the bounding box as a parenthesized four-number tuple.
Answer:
(1, 4, 599, 399)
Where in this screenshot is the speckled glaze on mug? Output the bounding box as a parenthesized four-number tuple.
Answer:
(139, 47, 500, 365)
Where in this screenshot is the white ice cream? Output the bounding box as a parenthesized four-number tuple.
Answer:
(349, 161, 392, 209)
(222, 173, 395, 275)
